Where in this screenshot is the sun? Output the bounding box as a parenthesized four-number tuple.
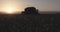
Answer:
(5, 7, 14, 13)
(0, 4, 23, 14)
(2, 6, 18, 14)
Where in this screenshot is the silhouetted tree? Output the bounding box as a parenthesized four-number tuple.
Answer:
(22, 7, 39, 14)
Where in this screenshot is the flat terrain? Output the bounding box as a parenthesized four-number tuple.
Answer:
(0, 14, 60, 32)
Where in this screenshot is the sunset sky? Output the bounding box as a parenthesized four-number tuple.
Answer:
(0, 0, 60, 14)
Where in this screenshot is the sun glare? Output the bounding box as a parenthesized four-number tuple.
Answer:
(1, 6, 19, 14)
(0, 3, 23, 14)
(0, 0, 24, 14)
(5, 7, 14, 13)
